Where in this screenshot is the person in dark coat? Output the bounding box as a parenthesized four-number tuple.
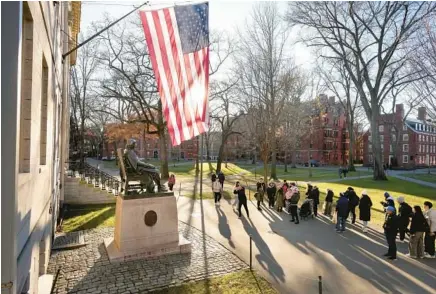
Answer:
(306, 183, 313, 197)
(266, 182, 277, 209)
(218, 172, 225, 188)
(397, 196, 413, 243)
(324, 189, 334, 217)
(358, 190, 373, 233)
(211, 173, 217, 183)
(233, 181, 249, 219)
(289, 186, 300, 224)
(383, 206, 399, 260)
(407, 206, 429, 259)
(345, 187, 359, 224)
(308, 185, 320, 217)
(336, 193, 349, 233)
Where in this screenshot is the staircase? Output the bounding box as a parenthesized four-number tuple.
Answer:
(64, 162, 121, 205)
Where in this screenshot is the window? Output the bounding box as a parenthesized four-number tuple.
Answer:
(403, 124, 407, 131)
(369, 143, 372, 150)
(403, 155, 409, 163)
(403, 144, 409, 152)
(380, 135, 384, 142)
(381, 143, 384, 150)
(390, 145, 393, 153)
(153, 150, 159, 158)
(368, 135, 372, 142)
(379, 125, 384, 132)
(392, 134, 396, 142)
(40, 56, 48, 165)
(419, 145, 422, 153)
(19, 2, 33, 173)
(426, 145, 429, 153)
(419, 134, 422, 142)
(403, 134, 409, 141)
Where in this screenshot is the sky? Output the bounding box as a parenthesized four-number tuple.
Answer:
(80, 0, 312, 70)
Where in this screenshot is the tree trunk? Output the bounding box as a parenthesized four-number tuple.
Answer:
(370, 108, 387, 180)
(158, 127, 169, 180)
(205, 133, 211, 163)
(195, 135, 200, 176)
(79, 117, 85, 168)
(216, 142, 225, 173)
(347, 117, 356, 172)
(291, 150, 297, 168)
(270, 138, 277, 180)
(284, 150, 288, 172)
(308, 150, 312, 178)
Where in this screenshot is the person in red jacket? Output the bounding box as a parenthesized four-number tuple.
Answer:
(168, 174, 176, 191)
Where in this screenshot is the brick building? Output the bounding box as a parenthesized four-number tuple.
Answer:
(363, 104, 436, 168)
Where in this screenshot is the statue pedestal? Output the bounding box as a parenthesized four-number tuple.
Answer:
(104, 192, 191, 263)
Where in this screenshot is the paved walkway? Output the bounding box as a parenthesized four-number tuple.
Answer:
(177, 196, 436, 294)
(48, 222, 247, 294)
(391, 174, 436, 188)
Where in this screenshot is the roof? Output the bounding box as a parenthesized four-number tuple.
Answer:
(405, 119, 436, 134)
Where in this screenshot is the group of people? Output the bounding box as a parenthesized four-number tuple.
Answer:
(380, 193, 436, 260)
(338, 166, 349, 178)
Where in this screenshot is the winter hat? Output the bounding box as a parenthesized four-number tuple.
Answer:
(348, 187, 354, 191)
(386, 206, 395, 213)
(397, 196, 405, 203)
(129, 138, 137, 145)
(361, 190, 368, 196)
(384, 192, 390, 198)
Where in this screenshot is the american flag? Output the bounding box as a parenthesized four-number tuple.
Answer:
(140, 2, 210, 146)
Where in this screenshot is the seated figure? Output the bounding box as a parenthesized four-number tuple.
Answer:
(125, 139, 167, 192)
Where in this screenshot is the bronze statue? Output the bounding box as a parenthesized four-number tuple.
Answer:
(124, 139, 167, 192)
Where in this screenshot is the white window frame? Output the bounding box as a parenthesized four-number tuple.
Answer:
(403, 124, 407, 131)
(403, 134, 409, 141)
(380, 135, 384, 142)
(403, 144, 409, 152)
(379, 125, 384, 132)
(403, 155, 409, 163)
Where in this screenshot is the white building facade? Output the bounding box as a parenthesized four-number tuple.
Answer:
(1, 1, 80, 293)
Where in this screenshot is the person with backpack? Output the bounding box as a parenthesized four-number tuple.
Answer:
(407, 205, 429, 259)
(212, 176, 223, 206)
(381, 192, 396, 212)
(266, 182, 277, 209)
(324, 189, 334, 217)
(275, 185, 284, 212)
(345, 187, 359, 224)
(233, 181, 249, 219)
(256, 178, 266, 211)
(383, 206, 399, 260)
(358, 190, 373, 233)
(336, 192, 349, 233)
(289, 186, 300, 224)
(308, 185, 320, 217)
(397, 196, 413, 243)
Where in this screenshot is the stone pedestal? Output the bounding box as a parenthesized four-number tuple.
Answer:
(104, 192, 191, 263)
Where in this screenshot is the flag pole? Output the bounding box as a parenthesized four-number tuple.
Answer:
(62, 1, 149, 60)
(199, 133, 204, 198)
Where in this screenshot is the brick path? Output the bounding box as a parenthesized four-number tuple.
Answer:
(48, 222, 247, 294)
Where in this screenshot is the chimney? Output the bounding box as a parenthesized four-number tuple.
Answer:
(395, 104, 404, 118)
(329, 96, 335, 105)
(418, 107, 427, 121)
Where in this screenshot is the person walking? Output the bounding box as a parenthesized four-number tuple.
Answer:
(358, 190, 373, 233)
(346, 187, 359, 224)
(424, 201, 436, 259)
(218, 171, 225, 188)
(343, 167, 348, 178)
(212, 177, 222, 206)
(338, 166, 343, 179)
(407, 206, 429, 259)
(233, 181, 249, 219)
(168, 174, 176, 191)
(211, 173, 217, 183)
(324, 189, 334, 217)
(397, 196, 413, 243)
(289, 186, 300, 224)
(282, 180, 289, 208)
(256, 178, 266, 211)
(335, 192, 349, 233)
(275, 185, 284, 212)
(383, 206, 399, 260)
(309, 185, 320, 217)
(266, 182, 277, 209)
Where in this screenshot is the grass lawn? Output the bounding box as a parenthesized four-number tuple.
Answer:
(150, 270, 277, 294)
(312, 177, 436, 226)
(402, 173, 436, 184)
(62, 204, 115, 233)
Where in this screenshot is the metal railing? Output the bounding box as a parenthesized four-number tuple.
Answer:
(66, 161, 121, 196)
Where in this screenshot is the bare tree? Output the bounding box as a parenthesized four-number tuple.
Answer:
(318, 61, 360, 171)
(287, 2, 436, 180)
(70, 34, 99, 166)
(237, 2, 300, 181)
